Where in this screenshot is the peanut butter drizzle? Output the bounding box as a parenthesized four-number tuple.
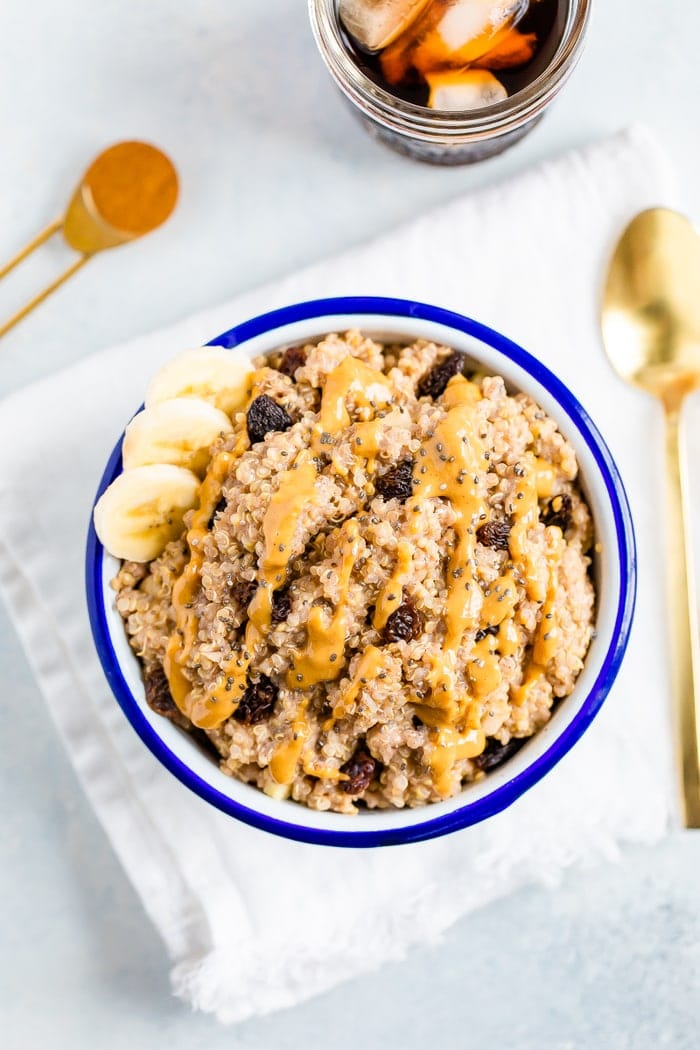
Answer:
(467, 636, 502, 698)
(194, 615, 259, 729)
(510, 664, 543, 710)
(497, 617, 520, 658)
(199, 452, 320, 728)
(414, 651, 460, 727)
(411, 375, 486, 650)
(512, 525, 563, 707)
(285, 520, 362, 689)
(508, 452, 550, 602)
(405, 376, 561, 794)
(259, 452, 318, 597)
(324, 645, 387, 730)
(373, 541, 413, 630)
(269, 700, 310, 785)
(352, 410, 406, 476)
(406, 377, 488, 761)
(533, 528, 563, 667)
(428, 726, 486, 798)
(479, 571, 519, 627)
(398, 374, 496, 788)
(311, 355, 392, 456)
(163, 364, 274, 720)
(534, 458, 556, 499)
(164, 445, 244, 719)
(163, 638, 193, 711)
(352, 411, 400, 454)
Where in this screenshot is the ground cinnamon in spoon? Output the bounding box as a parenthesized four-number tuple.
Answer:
(82, 141, 179, 235)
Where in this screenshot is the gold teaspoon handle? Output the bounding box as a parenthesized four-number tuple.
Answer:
(0, 253, 89, 340)
(0, 217, 62, 281)
(665, 405, 700, 826)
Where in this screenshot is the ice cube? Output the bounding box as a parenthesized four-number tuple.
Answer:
(381, 0, 531, 85)
(339, 0, 431, 52)
(426, 69, 508, 110)
(437, 0, 528, 52)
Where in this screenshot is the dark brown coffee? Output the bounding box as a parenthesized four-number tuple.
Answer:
(340, 1, 565, 111)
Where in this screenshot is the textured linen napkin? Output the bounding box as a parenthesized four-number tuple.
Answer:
(0, 127, 683, 1024)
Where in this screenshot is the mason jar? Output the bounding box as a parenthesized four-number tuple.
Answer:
(308, 0, 592, 165)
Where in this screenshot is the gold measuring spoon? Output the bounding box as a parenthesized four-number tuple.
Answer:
(0, 141, 178, 339)
(602, 207, 700, 827)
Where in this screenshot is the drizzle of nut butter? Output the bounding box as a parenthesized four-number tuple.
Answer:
(163, 354, 563, 794)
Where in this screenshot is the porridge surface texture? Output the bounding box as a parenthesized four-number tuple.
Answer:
(114, 330, 594, 813)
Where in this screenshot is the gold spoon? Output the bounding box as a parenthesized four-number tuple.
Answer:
(602, 207, 700, 827)
(0, 141, 179, 339)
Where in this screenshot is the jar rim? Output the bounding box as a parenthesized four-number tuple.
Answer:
(308, 0, 592, 143)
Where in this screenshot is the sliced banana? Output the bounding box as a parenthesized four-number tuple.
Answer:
(146, 346, 254, 416)
(122, 397, 233, 474)
(94, 464, 200, 563)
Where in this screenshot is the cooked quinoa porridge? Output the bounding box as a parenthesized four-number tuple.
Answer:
(111, 331, 595, 813)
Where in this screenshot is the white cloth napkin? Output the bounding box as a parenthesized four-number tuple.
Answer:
(0, 126, 683, 1024)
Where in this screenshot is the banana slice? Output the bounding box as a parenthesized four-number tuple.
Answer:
(146, 346, 254, 416)
(94, 464, 200, 562)
(122, 397, 233, 474)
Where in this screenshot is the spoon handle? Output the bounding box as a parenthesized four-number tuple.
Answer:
(0, 254, 89, 341)
(665, 406, 700, 826)
(0, 217, 62, 281)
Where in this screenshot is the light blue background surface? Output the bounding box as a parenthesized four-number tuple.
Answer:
(1, 2, 699, 1046)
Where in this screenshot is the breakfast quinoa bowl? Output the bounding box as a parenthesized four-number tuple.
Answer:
(108, 330, 594, 811)
(87, 297, 635, 846)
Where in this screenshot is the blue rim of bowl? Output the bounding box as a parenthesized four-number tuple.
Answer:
(85, 296, 636, 848)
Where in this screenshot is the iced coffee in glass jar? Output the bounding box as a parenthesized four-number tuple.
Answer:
(309, 0, 591, 164)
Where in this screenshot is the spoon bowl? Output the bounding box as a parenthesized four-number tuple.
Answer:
(602, 209, 700, 407)
(63, 141, 179, 254)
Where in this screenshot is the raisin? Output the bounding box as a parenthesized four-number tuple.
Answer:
(542, 493, 572, 532)
(234, 675, 278, 725)
(382, 599, 424, 643)
(340, 746, 378, 794)
(476, 520, 511, 551)
(417, 351, 466, 399)
(231, 578, 257, 610)
(246, 395, 293, 445)
(144, 665, 178, 720)
(474, 736, 525, 773)
(375, 459, 414, 503)
(278, 345, 307, 380)
(207, 496, 227, 529)
(475, 624, 499, 643)
(271, 586, 291, 624)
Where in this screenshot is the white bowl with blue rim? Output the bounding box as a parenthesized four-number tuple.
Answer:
(86, 296, 636, 847)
